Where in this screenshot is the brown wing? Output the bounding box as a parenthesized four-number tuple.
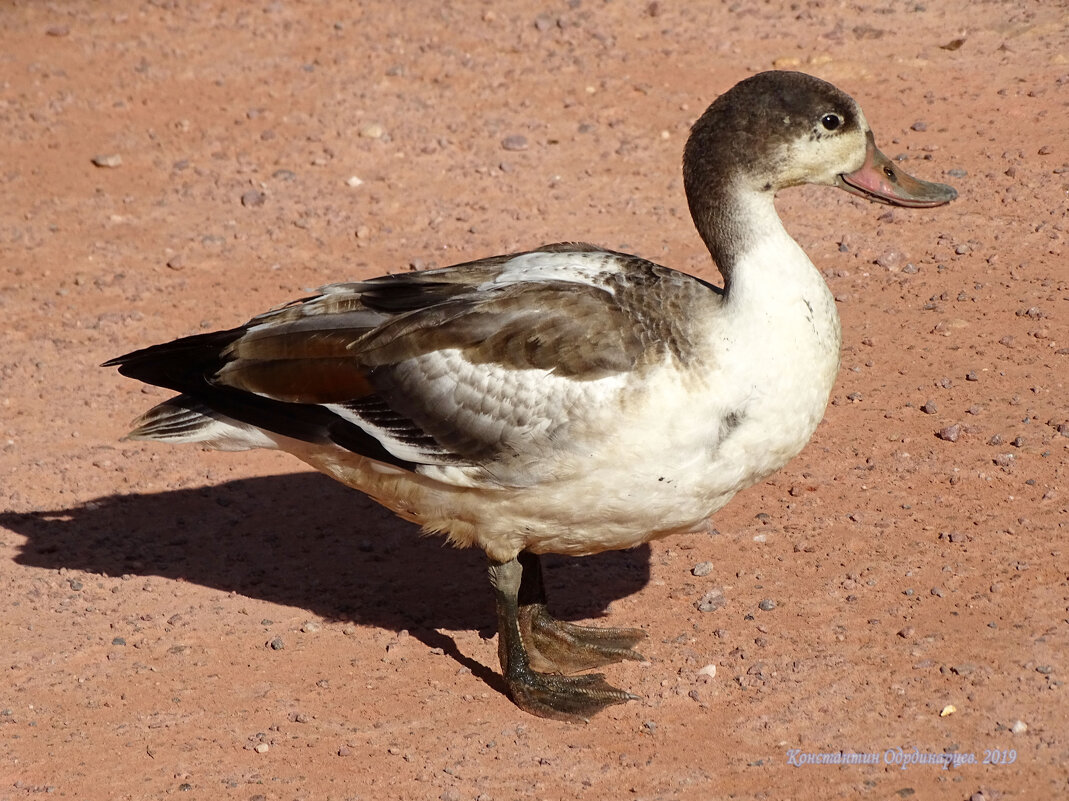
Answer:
(107, 246, 711, 473)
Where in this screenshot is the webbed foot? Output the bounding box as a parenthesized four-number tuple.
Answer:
(505, 661, 639, 723)
(488, 551, 644, 722)
(523, 603, 646, 674)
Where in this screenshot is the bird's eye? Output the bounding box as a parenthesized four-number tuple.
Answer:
(821, 113, 842, 131)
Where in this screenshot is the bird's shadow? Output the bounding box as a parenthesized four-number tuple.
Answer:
(1, 472, 650, 690)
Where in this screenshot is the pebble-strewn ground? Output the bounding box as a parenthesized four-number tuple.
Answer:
(1, 1, 1066, 799)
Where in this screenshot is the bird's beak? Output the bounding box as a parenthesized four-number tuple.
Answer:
(838, 131, 957, 207)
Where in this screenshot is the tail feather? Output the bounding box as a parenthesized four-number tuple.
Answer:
(104, 311, 419, 471)
(125, 394, 277, 451)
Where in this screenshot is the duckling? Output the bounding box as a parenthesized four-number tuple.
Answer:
(105, 71, 956, 722)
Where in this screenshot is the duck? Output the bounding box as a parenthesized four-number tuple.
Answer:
(104, 71, 956, 722)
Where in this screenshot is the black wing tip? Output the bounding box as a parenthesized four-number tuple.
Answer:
(101, 346, 159, 373)
(101, 327, 245, 391)
(101, 348, 149, 369)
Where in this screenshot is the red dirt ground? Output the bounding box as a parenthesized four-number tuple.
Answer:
(2, 1, 1067, 799)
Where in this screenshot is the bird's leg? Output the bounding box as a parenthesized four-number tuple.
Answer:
(515, 551, 647, 674)
(489, 553, 640, 722)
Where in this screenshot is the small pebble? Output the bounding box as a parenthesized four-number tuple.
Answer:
(254, 743, 269, 753)
(346, 175, 364, 187)
(965, 370, 978, 381)
(46, 25, 71, 37)
(936, 424, 960, 442)
(697, 664, 717, 680)
(1036, 665, 1053, 675)
(758, 598, 777, 611)
(931, 586, 945, 597)
(696, 588, 726, 613)
(1010, 720, 1028, 734)
(91, 154, 122, 168)
(241, 190, 266, 208)
(338, 746, 352, 757)
(910, 120, 928, 132)
(501, 134, 529, 151)
(301, 621, 321, 633)
(691, 561, 713, 577)
(268, 636, 285, 651)
(360, 123, 384, 139)
(876, 249, 905, 270)
(920, 400, 938, 415)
